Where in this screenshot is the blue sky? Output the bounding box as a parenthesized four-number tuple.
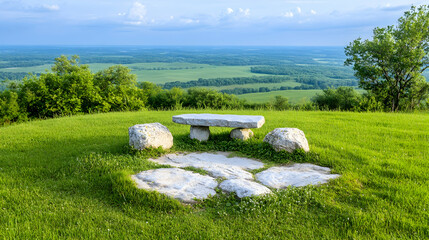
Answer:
(0, 0, 426, 46)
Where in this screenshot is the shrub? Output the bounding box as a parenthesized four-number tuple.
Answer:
(312, 87, 361, 111)
(272, 96, 291, 110)
(18, 56, 104, 118)
(0, 90, 27, 124)
(94, 65, 144, 111)
(183, 88, 245, 110)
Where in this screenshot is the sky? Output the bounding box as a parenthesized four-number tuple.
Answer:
(0, 0, 426, 46)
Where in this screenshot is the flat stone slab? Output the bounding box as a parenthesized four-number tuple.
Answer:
(219, 179, 272, 198)
(148, 152, 264, 180)
(172, 114, 265, 128)
(132, 153, 340, 203)
(255, 164, 340, 188)
(132, 168, 218, 203)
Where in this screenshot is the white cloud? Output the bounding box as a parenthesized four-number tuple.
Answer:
(124, 21, 142, 26)
(220, 7, 251, 22)
(296, 7, 302, 14)
(310, 9, 317, 15)
(283, 12, 294, 18)
(123, 1, 147, 25)
(238, 8, 250, 17)
(43, 4, 60, 11)
(128, 2, 146, 21)
(181, 18, 200, 24)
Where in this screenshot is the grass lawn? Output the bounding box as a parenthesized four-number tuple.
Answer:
(0, 110, 428, 239)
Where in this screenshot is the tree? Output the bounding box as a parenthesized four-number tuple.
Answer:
(19, 55, 104, 117)
(94, 65, 144, 111)
(345, 5, 429, 111)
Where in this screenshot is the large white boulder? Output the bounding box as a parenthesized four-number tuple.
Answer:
(230, 128, 254, 141)
(263, 128, 309, 153)
(132, 168, 218, 203)
(129, 123, 173, 150)
(255, 164, 340, 188)
(219, 179, 272, 198)
(190, 126, 210, 141)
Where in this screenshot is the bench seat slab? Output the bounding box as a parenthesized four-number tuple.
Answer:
(173, 114, 265, 129)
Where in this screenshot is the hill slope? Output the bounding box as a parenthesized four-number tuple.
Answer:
(0, 110, 428, 239)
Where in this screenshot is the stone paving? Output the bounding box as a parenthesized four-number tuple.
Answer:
(132, 152, 340, 203)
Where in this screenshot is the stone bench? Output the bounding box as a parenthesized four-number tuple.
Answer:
(172, 113, 265, 141)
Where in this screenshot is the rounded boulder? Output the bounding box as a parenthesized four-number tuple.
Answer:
(230, 128, 254, 141)
(129, 123, 173, 150)
(263, 128, 309, 153)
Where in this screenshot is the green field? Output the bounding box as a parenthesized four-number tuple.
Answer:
(0, 64, 53, 73)
(191, 81, 301, 92)
(131, 65, 269, 84)
(1, 110, 428, 239)
(238, 89, 367, 104)
(238, 90, 324, 103)
(0, 62, 270, 84)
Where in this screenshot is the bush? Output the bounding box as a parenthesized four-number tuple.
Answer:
(0, 90, 27, 124)
(312, 87, 361, 111)
(272, 96, 291, 110)
(94, 65, 144, 111)
(18, 56, 105, 118)
(183, 88, 245, 110)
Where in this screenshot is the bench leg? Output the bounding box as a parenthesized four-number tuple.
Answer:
(190, 126, 210, 141)
(230, 128, 254, 140)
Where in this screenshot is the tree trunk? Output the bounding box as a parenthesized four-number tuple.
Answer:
(392, 92, 401, 112)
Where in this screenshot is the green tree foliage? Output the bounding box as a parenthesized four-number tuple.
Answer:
(0, 55, 152, 124)
(94, 65, 144, 111)
(0, 56, 258, 124)
(357, 93, 384, 112)
(183, 88, 245, 109)
(138, 81, 162, 104)
(345, 5, 429, 111)
(163, 76, 293, 89)
(0, 72, 35, 81)
(18, 56, 104, 118)
(312, 87, 362, 111)
(147, 88, 184, 110)
(0, 90, 27, 124)
(272, 96, 291, 110)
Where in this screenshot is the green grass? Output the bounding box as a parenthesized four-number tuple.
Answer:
(238, 90, 324, 104)
(0, 64, 53, 73)
(0, 110, 428, 239)
(200, 81, 301, 92)
(238, 89, 366, 104)
(128, 64, 269, 84)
